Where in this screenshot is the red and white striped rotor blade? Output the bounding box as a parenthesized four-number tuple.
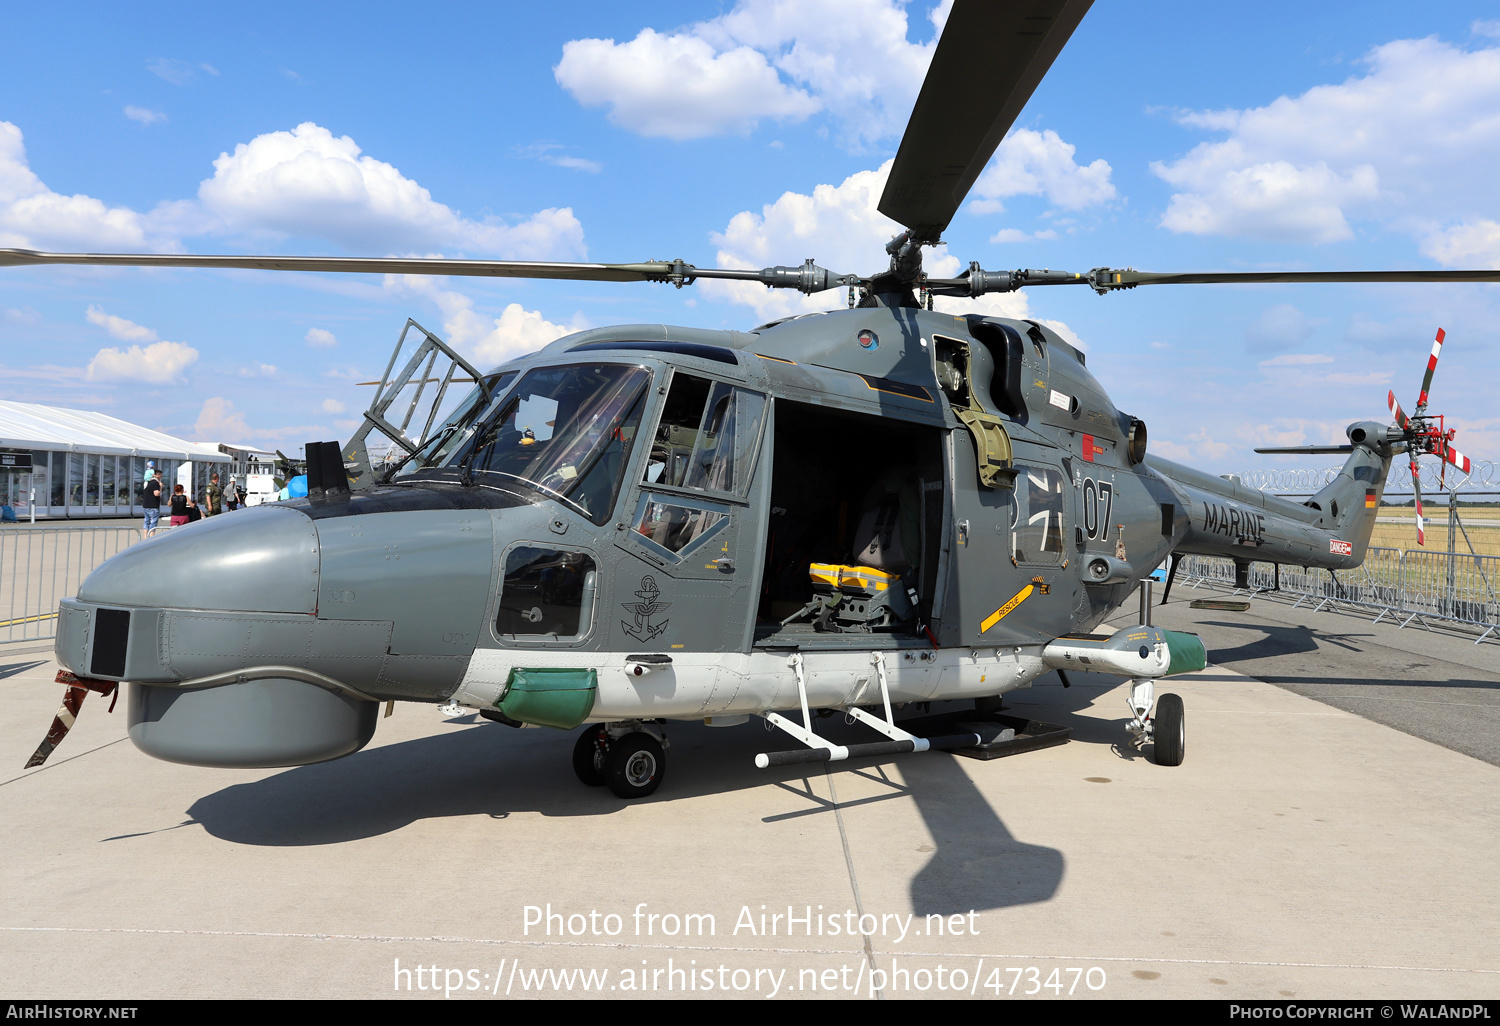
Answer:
(1410, 456, 1425, 546)
(1388, 390, 1410, 430)
(1415, 327, 1446, 413)
(1440, 441, 1472, 475)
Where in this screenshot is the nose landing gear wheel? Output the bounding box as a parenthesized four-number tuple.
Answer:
(605, 731, 665, 799)
(1153, 693, 1185, 766)
(572, 724, 609, 787)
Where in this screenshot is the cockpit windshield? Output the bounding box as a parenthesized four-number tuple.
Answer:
(458, 363, 650, 523)
(389, 371, 516, 481)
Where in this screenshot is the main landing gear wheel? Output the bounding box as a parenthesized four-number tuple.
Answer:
(572, 724, 609, 787)
(605, 731, 666, 799)
(1153, 693, 1185, 767)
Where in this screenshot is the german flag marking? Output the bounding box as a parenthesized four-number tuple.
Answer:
(981, 584, 1035, 633)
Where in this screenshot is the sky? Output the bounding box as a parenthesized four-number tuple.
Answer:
(3, 0, 1500, 478)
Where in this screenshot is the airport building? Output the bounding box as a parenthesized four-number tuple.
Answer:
(0, 400, 235, 519)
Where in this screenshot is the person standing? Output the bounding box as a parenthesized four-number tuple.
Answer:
(206, 473, 224, 516)
(142, 469, 164, 538)
(169, 484, 190, 527)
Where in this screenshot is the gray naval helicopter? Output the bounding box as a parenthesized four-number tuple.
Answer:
(12, 0, 1489, 797)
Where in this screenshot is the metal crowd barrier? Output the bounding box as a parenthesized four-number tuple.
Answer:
(0, 526, 142, 643)
(1177, 546, 1500, 643)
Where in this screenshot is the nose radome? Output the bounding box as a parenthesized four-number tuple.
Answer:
(78, 506, 321, 615)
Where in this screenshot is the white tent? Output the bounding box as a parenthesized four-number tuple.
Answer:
(0, 400, 228, 519)
(0, 401, 225, 461)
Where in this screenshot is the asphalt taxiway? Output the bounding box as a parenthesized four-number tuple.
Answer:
(1, 591, 1498, 1001)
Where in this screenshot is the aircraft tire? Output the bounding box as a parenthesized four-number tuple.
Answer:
(1153, 693, 1185, 766)
(572, 724, 609, 787)
(605, 731, 665, 799)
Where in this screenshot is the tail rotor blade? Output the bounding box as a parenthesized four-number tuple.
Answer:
(1441, 441, 1472, 476)
(1415, 327, 1446, 414)
(1387, 390, 1410, 431)
(1410, 457, 1426, 546)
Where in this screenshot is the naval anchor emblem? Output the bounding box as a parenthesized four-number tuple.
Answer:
(621, 575, 672, 642)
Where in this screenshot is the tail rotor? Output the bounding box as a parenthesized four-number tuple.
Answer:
(1388, 328, 1472, 546)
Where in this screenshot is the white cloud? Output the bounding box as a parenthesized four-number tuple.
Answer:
(1250, 419, 1348, 450)
(195, 397, 250, 440)
(514, 143, 602, 174)
(1153, 36, 1500, 245)
(989, 227, 1058, 244)
(4, 118, 585, 258)
(0, 122, 157, 250)
(305, 327, 337, 348)
(148, 59, 216, 85)
(85, 305, 158, 342)
(198, 123, 587, 256)
(970, 129, 1116, 214)
(124, 106, 167, 126)
(705, 157, 1083, 347)
(551, 156, 603, 173)
(86, 341, 198, 384)
(1260, 353, 1333, 367)
(1324, 370, 1393, 386)
(1245, 303, 1318, 352)
(236, 363, 277, 377)
(556, 0, 944, 148)
(384, 275, 588, 367)
(556, 29, 819, 141)
(703, 160, 903, 320)
(1421, 219, 1500, 266)
(321, 398, 346, 414)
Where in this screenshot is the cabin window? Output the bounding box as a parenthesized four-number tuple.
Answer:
(629, 494, 729, 560)
(645, 373, 766, 498)
(495, 546, 598, 639)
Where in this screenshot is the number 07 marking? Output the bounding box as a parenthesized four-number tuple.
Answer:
(1082, 477, 1113, 540)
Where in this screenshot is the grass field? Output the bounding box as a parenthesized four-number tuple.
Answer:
(1371, 504, 1500, 557)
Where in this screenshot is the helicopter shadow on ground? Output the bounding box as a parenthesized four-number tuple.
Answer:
(1192, 620, 1500, 691)
(1193, 619, 1359, 663)
(0, 659, 47, 680)
(180, 695, 1140, 916)
(741, 709, 1070, 916)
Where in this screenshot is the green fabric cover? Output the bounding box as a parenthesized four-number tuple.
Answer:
(497, 667, 597, 729)
(1163, 630, 1207, 676)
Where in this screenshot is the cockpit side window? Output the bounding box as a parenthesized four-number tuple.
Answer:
(462, 363, 650, 519)
(644, 372, 766, 498)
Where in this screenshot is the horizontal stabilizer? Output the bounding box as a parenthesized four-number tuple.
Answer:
(1254, 446, 1355, 455)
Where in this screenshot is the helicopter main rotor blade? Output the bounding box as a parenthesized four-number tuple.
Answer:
(877, 0, 1093, 241)
(1105, 268, 1500, 289)
(0, 249, 862, 295)
(0, 248, 677, 282)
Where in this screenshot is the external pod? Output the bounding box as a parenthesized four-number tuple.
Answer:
(128, 678, 377, 768)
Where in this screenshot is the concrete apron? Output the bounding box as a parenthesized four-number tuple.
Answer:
(1, 651, 1497, 1000)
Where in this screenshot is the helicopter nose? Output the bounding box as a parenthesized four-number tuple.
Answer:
(77, 506, 320, 615)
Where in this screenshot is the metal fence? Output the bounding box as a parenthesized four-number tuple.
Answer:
(1177, 546, 1500, 643)
(1238, 459, 1500, 495)
(0, 526, 142, 642)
